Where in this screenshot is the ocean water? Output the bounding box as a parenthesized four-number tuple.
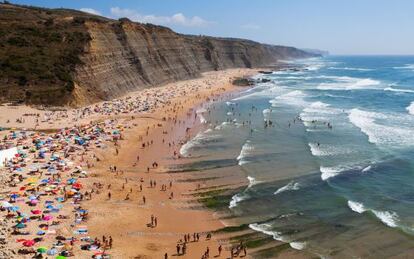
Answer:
(180, 56, 414, 258)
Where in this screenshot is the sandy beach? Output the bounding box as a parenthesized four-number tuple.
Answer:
(0, 69, 261, 258)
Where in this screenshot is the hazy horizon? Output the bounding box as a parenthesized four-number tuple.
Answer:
(8, 0, 414, 55)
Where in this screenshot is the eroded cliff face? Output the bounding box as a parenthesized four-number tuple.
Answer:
(0, 4, 316, 106)
(72, 20, 314, 106)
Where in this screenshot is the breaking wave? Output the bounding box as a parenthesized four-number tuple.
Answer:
(347, 200, 400, 228)
(196, 108, 208, 124)
(274, 181, 301, 195)
(270, 90, 308, 107)
(179, 130, 219, 157)
(229, 193, 249, 209)
(290, 242, 307, 250)
(308, 143, 353, 157)
(384, 87, 414, 93)
(248, 223, 286, 242)
(317, 76, 381, 91)
(348, 108, 414, 147)
(249, 223, 306, 251)
(237, 140, 254, 165)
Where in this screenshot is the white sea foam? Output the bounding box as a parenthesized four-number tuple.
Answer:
(406, 102, 414, 115)
(237, 141, 254, 165)
(214, 121, 232, 130)
(179, 130, 218, 157)
(308, 143, 352, 157)
(229, 193, 249, 209)
(372, 210, 399, 228)
(301, 102, 342, 122)
(328, 67, 373, 71)
(393, 64, 414, 71)
(347, 200, 367, 213)
(349, 108, 414, 146)
(247, 176, 260, 188)
(229, 176, 261, 209)
(196, 108, 208, 124)
(320, 166, 342, 181)
(384, 87, 414, 93)
(290, 242, 307, 250)
(362, 165, 372, 172)
(248, 223, 286, 242)
(347, 200, 400, 228)
(270, 90, 308, 107)
(274, 181, 301, 195)
(317, 76, 381, 91)
(226, 101, 236, 106)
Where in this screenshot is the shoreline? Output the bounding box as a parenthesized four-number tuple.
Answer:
(0, 68, 261, 258)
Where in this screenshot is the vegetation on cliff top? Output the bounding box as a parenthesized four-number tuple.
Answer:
(0, 3, 98, 105)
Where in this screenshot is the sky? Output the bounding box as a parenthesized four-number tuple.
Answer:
(9, 0, 414, 55)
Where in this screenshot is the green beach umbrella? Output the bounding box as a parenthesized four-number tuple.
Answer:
(37, 247, 47, 253)
(56, 256, 66, 259)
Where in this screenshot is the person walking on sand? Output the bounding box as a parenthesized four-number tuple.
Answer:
(143, 195, 146, 204)
(154, 217, 158, 227)
(176, 244, 180, 255)
(108, 192, 111, 200)
(182, 243, 187, 255)
(164, 252, 168, 259)
(218, 245, 222, 256)
(109, 236, 113, 249)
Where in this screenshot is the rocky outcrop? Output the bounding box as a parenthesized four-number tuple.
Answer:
(0, 4, 318, 107)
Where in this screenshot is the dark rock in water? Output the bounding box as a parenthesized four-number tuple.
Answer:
(232, 78, 254, 87)
(259, 70, 273, 74)
(261, 78, 271, 83)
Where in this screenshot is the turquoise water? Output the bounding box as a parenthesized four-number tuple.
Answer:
(180, 56, 414, 257)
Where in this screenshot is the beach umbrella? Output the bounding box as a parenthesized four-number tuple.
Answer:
(15, 222, 26, 229)
(30, 199, 39, 205)
(22, 240, 35, 247)
(43, 215, 53, 221)
(29, 195, 37, 200)
(10, 206, 19, 211)
(37, 247, 48, 253)
(47, 248, 58, 255)
(10, 193, 19, 199)
(55, 256, 66, 259)
(72, 182, 82, 189)
(37, 230, 45, 236)
(1, 201, 12, 208)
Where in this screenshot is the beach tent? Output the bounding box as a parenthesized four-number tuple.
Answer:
(0, 147, 18, 167)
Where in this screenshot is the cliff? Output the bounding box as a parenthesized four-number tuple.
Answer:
(0, 3, 318, 106)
